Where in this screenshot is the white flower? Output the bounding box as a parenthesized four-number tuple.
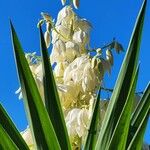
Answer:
(65, 108, 90, 138)
(44, 31, 51, 48)
(106, 49, 113, 66)
(51, 29, 59, 44)
(65, 41, 80, 62)
(56, 24, 71, 42)
(63, 55, 100, 92)
(54, 62, 65, 78)
(50, 39, 66, 64)
(73, 0, 79, 9)
(56, 6, 75, 26)
(74, 18, 92, 33)
(58, 81, 80, 109)
(101, 58, 111, 74)
(73, 29, 88, 44)
(73, 29, 89, 52)
(21, 127, 35, 150)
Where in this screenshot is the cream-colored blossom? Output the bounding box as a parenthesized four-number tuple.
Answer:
(56, 6, 75, 26)
(65, 108, 90, 138)
(64, 55, 100, 93)
(73, 0, 79, 9)
(21, 127, 35, 150)
(106, 49, 113, 66)
(58, 81, 80, 109)
(44, 31, 51, 48)
(101, 58, 111, 74)
(74, 18, 92, 33)
(50, 39, 66, 64)
(73, 29, 89, 51)
(55, 24, 71, 42)
(54, 62, 65, 78)
(65, 41, 80, 62)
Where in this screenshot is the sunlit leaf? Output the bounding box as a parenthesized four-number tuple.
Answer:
(84, 90, 101, 150)
(0, 104, 29, 150)
(95, 0, 147, 149)
(39, 27, 71, 150)
(10, 21, 60, 150)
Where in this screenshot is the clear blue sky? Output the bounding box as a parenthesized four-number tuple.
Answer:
(0, 0, 149, 144)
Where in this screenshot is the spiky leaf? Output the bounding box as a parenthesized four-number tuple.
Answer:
(39, 27, 71, 150)
(10, 21, 60, 150)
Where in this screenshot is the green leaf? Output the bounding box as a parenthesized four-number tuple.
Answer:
(127, 83, 150, 146)
(127, 110, 149, 150)
(0, 104, 29, 150)
(107, 66, 139, 150)
(84, 90, 101, 150)
(0, 124, 19, 150)
(10, 21, 60, 150)
(39, 27, 71, 150)
(131, 83, 150, 126)
(95, 0, 147, 149)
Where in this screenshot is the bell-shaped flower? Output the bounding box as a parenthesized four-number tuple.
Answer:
(73, 29, 89, 52)
(106, 49, 114, 66)
(64, 55, 100, 93)
(50, 39, 66, 64)
(44, 30, 51, 48)
(74, 17, 92, 33)
(58, 81, 80, 109)
(56, 6, 75, 26)
(54, 62, 65, 78)
(65, 41, 80, 62)
(54, 24, 71, 42)
(65, 108, 90, 138)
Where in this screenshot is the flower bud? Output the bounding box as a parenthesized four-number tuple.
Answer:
(44, 31, 51, 48)
(73, 0, 80, 9)
(91, 57, 97, 69)
(46, 22, 52, 32)
(106, 49, 113, 66)
(41, 12, 52, 22)
(61, 0, 66, 5)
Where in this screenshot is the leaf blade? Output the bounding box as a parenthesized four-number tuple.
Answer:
(0, 104, 29, 150)
(10, 21, 60, 150)
(95, 0, 147, 149)
(84, 90, 101, 150)
(107, 66, 139, 149)
(39, 27, 71, 150)
(0, 124, 19, 150)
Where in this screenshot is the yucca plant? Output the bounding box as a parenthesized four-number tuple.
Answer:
(0, 0, 149, 150)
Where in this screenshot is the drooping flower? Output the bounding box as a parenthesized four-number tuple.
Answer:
(65, 108, 91, 138)
(63, 54, 101, 93)
(56, 6, 75, 26)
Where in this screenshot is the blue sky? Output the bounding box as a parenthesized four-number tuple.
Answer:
(0, 0, 149, 144)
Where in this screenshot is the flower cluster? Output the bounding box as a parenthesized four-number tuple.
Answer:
(18, 5, 124, 150)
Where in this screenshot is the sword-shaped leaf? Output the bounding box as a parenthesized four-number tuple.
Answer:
(95, 0, 147, 149)
(0, 124, 19, 150)
(127, 111, 149, 150)
(39, 27, 71, 150)
(84, 90, 101, 150)
(10, 21, 60, 150)
(0, 104, 29, 150)
(107, 66, 139, 149)
(127, 83, 150, 146)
